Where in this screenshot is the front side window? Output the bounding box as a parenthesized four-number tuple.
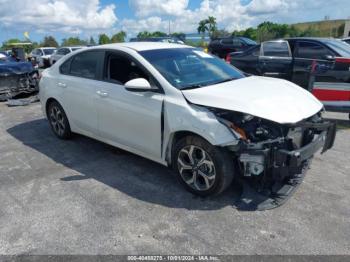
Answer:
(262, 41, 290, 57)
(105, 53, 149, 85)
(68, 51, 101, 79)
(140, 48, 244, 90)
(295, 42, 333, 59)
(232, 39, 243, 48)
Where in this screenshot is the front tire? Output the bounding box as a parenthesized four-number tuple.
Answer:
(47, 101, 72, 139)
(172, 136, 235, 196)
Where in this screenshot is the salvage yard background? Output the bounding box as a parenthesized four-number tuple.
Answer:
(0, 102, 349, 254)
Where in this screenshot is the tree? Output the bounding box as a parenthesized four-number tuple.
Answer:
(89, 36, 96, 46)
(111, 31, 127, 43)
(137, 31, 167, 39)
(171, 32, 186, 41)
(41, 36, 59, 47)
(197, 20, 209, 41)
(137, 31, 151, 39)
(211, 29, 230, 39)
(152, 31, 167, 37)
(61, 37, 87, 46)
(98, 34, 110, 45)
(207, 16, 217, 38)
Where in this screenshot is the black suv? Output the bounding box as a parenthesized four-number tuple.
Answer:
(208, 37, 257, 58)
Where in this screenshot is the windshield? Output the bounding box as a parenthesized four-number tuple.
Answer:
(71, 47, 82, 51)
(241, 37, 257, 45)
(139, 48, 244, 90)
(323, 39, 350, 57)
(43, 49, 56, 55)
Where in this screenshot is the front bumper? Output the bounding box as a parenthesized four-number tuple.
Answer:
(236, 120, 336, 211)
(275, 121, 336, 168)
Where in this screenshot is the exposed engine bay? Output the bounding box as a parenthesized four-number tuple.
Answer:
(209, 107, 336, 210)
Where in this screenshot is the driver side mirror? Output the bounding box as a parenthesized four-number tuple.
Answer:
(124, 78, 158, 92)
(323, 54, 335, 61)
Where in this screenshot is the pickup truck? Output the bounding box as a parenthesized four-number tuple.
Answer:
(227, 38, 350, 117)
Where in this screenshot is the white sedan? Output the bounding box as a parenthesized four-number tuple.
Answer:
(39, 43, 336, 208)
(50, 46, 85, 65)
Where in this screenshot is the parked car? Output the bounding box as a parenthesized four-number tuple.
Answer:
(39, 42, 335, 210)
(30, 47, 57, 68)
(342, 37, 350, 45)
(50, 46, 85, 65)
(0, 56, 39, 100)
(208, 37, 257, 58)
(130, 37, 185, 44)
(227, 38, 350, 115)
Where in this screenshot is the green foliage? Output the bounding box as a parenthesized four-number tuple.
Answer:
(61, 37, 87, 46)
(171, 32, 186, 41)
(40, 36, 59, 47)
(211, 29, 230, 39)
(89, 36, 96, 46)
(231, 20, 346, 42)
(137, 31, 167, 38)
(98, 34, 110, 45)
(111, 31, 127, 43)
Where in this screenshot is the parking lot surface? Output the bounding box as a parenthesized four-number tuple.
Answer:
(0, 102, 349, 255)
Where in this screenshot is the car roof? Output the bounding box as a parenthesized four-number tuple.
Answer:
(285, 37, 338, 42)
(40, 47, 57, 49)
(93, 42, 192, 51)
(60, 46, 85, 49)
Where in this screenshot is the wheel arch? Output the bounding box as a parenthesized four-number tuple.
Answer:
(165, 130, 214, 166)
(45, 98, 72, 127)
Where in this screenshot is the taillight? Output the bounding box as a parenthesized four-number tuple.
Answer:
(225, 54, 231, 64)
(335, 57, 350, 63)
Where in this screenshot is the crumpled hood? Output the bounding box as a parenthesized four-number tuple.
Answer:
(0, 61, 34, 76)
(182, 76, 323, 124)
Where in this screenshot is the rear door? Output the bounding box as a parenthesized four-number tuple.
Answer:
(57, 50, 104, 135)
(259, 41, 293, 80)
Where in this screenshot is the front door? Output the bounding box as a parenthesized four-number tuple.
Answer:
(292, 41, 335, 89)
(95, 51, 164, 159)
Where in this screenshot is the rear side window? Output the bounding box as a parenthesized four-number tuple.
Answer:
(295, 42, 333, 59)
(60, 58, 71, 74)
(69, 51, 101, 79)
(221, 39, 233, 45)
(232, 39, 243, 48)
(262, 41, 290, 57)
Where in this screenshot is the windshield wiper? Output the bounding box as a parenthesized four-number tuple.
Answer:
(212, 77, 237, 85)
(180, 84, 204, 90)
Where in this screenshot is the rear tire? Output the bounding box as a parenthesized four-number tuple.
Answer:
(47, 101, 72, 139)
(172, 135, 235, 196)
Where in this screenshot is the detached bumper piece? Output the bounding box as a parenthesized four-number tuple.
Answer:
(236, 121, 336, 211)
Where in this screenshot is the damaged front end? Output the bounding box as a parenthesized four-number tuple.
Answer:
(0, 60, 39, 101)
(213, 109, 336, 210)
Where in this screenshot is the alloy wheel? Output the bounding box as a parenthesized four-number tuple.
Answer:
(49, 105, 66, 136)
(177, 145, 216, 191)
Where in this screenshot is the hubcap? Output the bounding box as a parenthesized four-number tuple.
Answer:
(177, 145, 216, 191)
(49, 106, 65, 136)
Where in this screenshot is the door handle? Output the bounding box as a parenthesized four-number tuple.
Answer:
(58, 82, 67, 88)
(96, 90, 109, 97)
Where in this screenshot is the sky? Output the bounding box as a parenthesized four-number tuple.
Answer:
(0, 0, 349, 44)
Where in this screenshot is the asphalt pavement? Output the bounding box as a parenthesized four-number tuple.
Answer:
(0, 102, 349, 255)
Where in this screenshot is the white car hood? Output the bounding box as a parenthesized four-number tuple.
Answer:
(182, 76, 323, 124)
